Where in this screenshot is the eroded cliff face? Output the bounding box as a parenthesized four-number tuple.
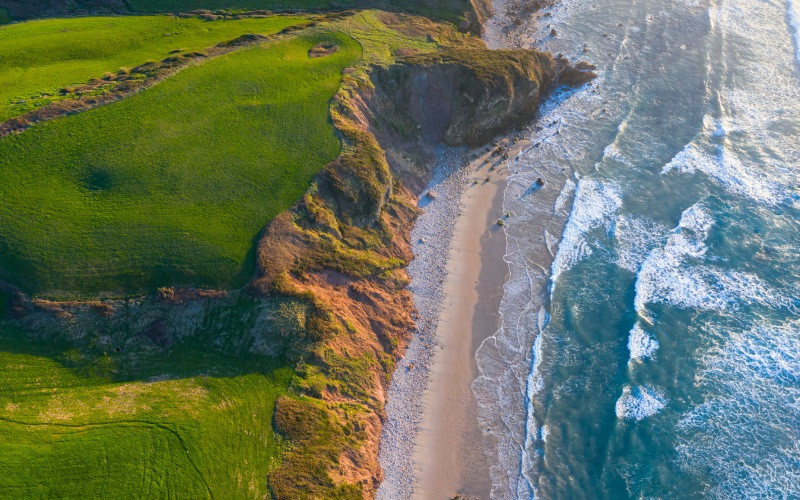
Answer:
(249, 37, 562, 498)
(365, 47, 556, 192)
(0, 17, 587, 499)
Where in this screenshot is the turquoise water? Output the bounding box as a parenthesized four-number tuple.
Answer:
(477, 0, 800, 497)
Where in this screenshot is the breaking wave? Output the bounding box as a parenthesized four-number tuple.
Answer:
(634, 203, 787, 321)
(615, 385, 667, 421)
(790, 0, 800, 67)
(662, 140, 792, 207)
(550, 178, 622, 287)
(627, 322, 659, 361)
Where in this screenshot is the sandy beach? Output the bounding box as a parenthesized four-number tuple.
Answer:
(376, 136, 533, 499)
(411, 143, 516, 499)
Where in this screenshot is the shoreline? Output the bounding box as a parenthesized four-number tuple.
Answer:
(412, 141, 519, 499)
(376, 137, 534, 500)
(378, 1, 566, 497)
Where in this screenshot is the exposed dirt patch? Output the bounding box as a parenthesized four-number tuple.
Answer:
(309, 42, 339, 58)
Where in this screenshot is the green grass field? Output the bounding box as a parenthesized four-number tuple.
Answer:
(0, 15, 306, 121)
(129, 0, 343, 11)
(0, 295, 300, 498)
(0, 29, 361, 297)
(126, 0, 470, 23)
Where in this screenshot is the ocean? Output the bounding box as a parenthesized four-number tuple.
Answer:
(475, 0, 800, 497)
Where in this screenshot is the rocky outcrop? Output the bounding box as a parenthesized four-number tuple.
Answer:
(556, 55, 598, 87)
(366, 47, 555, 191)
(467, 0, 494, 34)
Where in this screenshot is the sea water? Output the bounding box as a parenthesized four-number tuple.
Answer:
(475, 0, 800, 497)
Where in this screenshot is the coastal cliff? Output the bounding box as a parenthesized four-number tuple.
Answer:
(249, 22, 559, 496)
(0, 10, 592, 498)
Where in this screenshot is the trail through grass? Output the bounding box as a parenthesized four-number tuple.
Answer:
(0, 30, 361, 297)
(0, 15, 306, 121)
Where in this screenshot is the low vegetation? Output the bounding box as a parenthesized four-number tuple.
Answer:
(126, 0, 473, 25)
(0, 29, 361, 297)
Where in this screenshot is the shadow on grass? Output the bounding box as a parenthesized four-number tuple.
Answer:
(0, 291, 301, 384)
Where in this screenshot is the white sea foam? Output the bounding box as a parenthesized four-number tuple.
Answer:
(602, 142, 630, 166)
(705, 115, 728, 138)
(545, 230, 559, 257)
(676, 320, 800, 498)
(520, 328, 548, 497)
(554, 177, 576, 214)
(662, 141, 789, 207)
(627, 322, 659, 361)
(789, 0, 800, 67)
(612, 215, 670, 273)
(551, 178, 622, 287)
(537, 306, 551, 333)
(666, 0, 800, 210)
(615, 385, 667, 421)
(633, 203, 785, 320)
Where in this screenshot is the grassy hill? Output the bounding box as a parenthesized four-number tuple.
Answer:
(130, 0, 337, 11)
(0, 297, 296, 498)
(0, 0, 474, 26)
(0, 8, 508, 497)
(0, 26, 361, 297)
(0, 15, 307, 122)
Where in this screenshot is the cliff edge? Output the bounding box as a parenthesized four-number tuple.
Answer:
(0, 9, 594, 498)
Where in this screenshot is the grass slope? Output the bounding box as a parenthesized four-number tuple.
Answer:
(131, 0, 337, 11)
(0, 297, 297, 498)
(0, 15, 306, 121)
(127, 0, 472, 23)
(0, 30, 361, 297)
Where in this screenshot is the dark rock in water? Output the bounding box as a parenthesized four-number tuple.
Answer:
(550, 28, 558, 36)
(535, 177, 545, 187)
(555, 56, 598, 87)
